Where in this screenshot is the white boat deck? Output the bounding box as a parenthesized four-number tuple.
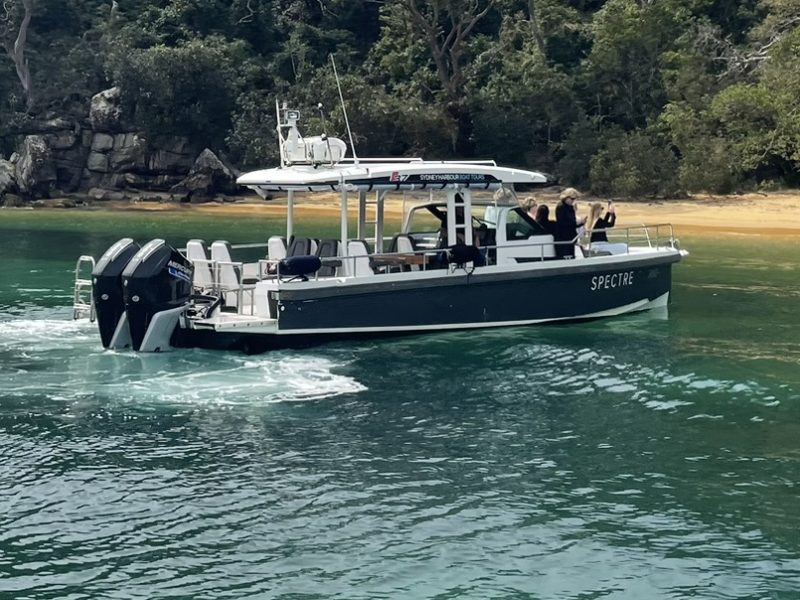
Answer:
(192, 311, 278, 332)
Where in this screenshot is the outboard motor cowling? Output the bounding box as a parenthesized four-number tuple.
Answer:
(92, 238, 141, 349)
(122, 239, 193, 352)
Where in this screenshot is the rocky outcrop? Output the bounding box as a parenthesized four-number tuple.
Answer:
(15, 136, 56, 197)
(89, 87, 123, 133)
(2, 86, 240, 204)
(82, 133, 194, 194)
(170, 148, 238, 202)
(0, 159, 17, 195)
(109, 133, 146, 171)
(2, 193, 25, 207)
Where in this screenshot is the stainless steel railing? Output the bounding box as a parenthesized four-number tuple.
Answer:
(72, 255, 96, 321)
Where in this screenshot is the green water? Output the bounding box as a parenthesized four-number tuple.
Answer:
(1, 207, 799, 599)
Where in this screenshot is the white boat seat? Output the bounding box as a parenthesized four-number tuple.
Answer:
(210, 240, 241, 308)
(391, 233, 419, 271)
(347, 240, 374, 277)
(535, 234, 556, 259)
(590, 241, 628, 255)
(267, 236, 287, 261)
(185, 239, 214, 290)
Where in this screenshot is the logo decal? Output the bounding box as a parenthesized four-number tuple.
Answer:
(390, 171, 410, 182)
(590, 271, 634, 291)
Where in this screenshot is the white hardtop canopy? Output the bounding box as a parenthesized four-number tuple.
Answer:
(235, 103, 550, 254)
(237, 160, 549, 197)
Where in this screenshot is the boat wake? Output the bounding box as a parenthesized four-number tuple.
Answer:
(0, 311, 366, 408)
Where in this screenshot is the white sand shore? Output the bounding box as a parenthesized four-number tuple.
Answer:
(88, 190, 800, 237)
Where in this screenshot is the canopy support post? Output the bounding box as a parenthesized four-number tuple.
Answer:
(341, 185, 349, 257)
(286, 189, 295, 241)
(357, 190, 367, 240)
(375, 190, 385, 252)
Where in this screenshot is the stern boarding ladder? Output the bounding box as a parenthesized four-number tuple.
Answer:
(73, 255, 96, 321)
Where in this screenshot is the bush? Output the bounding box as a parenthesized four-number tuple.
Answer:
(589, 130, 679, 197)
(556, 118, 608, 188)
(106, 36, 247, 148)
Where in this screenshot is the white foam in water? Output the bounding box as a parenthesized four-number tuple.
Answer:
(96, 354, 367, 405)
(0, 314, 97, 349)
(0, 312, 366, 406)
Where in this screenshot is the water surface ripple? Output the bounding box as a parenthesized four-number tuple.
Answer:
(1, 223, 799, 599)
(2, 312, 799, 599)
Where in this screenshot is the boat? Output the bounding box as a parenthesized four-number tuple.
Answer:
(73, 103, 687, 354)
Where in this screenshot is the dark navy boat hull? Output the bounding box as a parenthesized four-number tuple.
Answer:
(174, 254, 678, 353)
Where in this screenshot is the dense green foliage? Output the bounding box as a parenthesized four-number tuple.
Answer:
(2, 0, 799, 196)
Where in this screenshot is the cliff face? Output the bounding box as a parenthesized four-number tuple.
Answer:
(0, 88, 239, 206)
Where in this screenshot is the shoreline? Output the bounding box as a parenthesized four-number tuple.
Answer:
(4, 191, 800, 237)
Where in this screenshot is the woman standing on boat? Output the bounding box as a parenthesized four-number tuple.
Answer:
(555, 188, 586, 258)
(523, 196, 538, 220)
(534, 204, 557, 236)
(588, 201, 615, 239)
(588, 201, 628, 254)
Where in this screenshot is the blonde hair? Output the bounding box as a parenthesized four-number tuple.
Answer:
(523, 196, 537, 212)
(559, 187, 580, 202)
(493, 186, 516, 204)
(587, 202, 604, 231)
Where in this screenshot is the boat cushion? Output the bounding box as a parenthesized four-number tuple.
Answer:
(278, 255, 322, 278)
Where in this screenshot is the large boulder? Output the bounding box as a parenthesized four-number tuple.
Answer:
(109, 133, 146, 171)
(1, 193, 25, 207)
(89, 87, 123, 132)
(170, 148, 238, 201)
(15, 136, 56, 197)
(53, 146, 88, 192)
(88, 187, 129, 202)
(91, 133, 114, 152)
(0, 159, 17, 195)
(86, 151, 110, 173)
(44, 129, 78, 150)
(146, 136, 194, 174)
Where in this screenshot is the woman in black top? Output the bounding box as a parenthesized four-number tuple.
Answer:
(589, 201, 616, 242)
(534, 204, 557, 236)
(554, 188, 586, 258)
(587, 200, 628, 254)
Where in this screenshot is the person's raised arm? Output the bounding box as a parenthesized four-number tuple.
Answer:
(604, 201, 616, 227)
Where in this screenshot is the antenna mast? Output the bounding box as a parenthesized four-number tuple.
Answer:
(276, 99, 285, 169)
(331, 55, 359, 167)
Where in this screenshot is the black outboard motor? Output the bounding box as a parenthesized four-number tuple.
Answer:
(122, 239, 194, 352)
(92, 238, 141, 349)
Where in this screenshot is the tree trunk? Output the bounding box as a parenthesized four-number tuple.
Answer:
(405, 0, 495, 157)
(446, 100, 475, 157)
(3, 0, 34, 111)
(528, 0, 546, 57)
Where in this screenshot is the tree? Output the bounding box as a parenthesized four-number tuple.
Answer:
(404, 0, 498, 155)
(106, 36, 248, 149)
(470, 15, 578, 168)
(589, 129, 679, 197)
(582, 0, 686, 128)
(527, 0, 546, 56)
(1, 0, 34, 110)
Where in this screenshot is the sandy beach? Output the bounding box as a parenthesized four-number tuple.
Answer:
(30, 190, 800, 237)
(193, 191, 800, 237)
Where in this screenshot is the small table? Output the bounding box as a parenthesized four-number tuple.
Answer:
(371, 253, 427, 269)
